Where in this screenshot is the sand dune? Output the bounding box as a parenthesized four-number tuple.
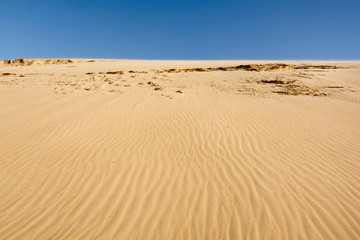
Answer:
(0, 60, 359, 239)
(0, 58, 94, 66)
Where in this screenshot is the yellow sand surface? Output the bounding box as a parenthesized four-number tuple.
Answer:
(0, 59, 359, 239)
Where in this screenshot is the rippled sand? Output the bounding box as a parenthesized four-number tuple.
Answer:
(0, 59, 359, 239)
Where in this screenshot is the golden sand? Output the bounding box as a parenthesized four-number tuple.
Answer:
(0, 59, 359, 239)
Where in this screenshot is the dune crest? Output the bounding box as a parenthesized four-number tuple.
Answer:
(0, 58, 96, 66)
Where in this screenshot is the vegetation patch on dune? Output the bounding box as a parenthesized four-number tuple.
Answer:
(0, 59, 94, 66)
(161, 63, 343, 73)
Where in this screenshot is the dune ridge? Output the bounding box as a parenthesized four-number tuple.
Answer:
(0, 59, 95, 66)
(0, 60, 359, 239)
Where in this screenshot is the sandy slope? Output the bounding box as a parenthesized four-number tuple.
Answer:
(0, 60, 359, 239)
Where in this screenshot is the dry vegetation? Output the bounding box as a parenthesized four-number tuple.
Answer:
(0, 58, 95, 66)
(160, 63, 342, 73)
(0, 62, 349, 97)
(0, 72, 16, 76)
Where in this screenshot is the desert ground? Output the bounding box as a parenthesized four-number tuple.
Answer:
(0, 59, 359, 239)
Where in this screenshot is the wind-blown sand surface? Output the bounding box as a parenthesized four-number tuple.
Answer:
(0, 59, 359, 239)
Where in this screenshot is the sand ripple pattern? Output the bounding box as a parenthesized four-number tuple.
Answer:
(1, 68, 360, 239)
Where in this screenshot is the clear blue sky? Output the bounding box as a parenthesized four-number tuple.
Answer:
(1, 0, 359, 60)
